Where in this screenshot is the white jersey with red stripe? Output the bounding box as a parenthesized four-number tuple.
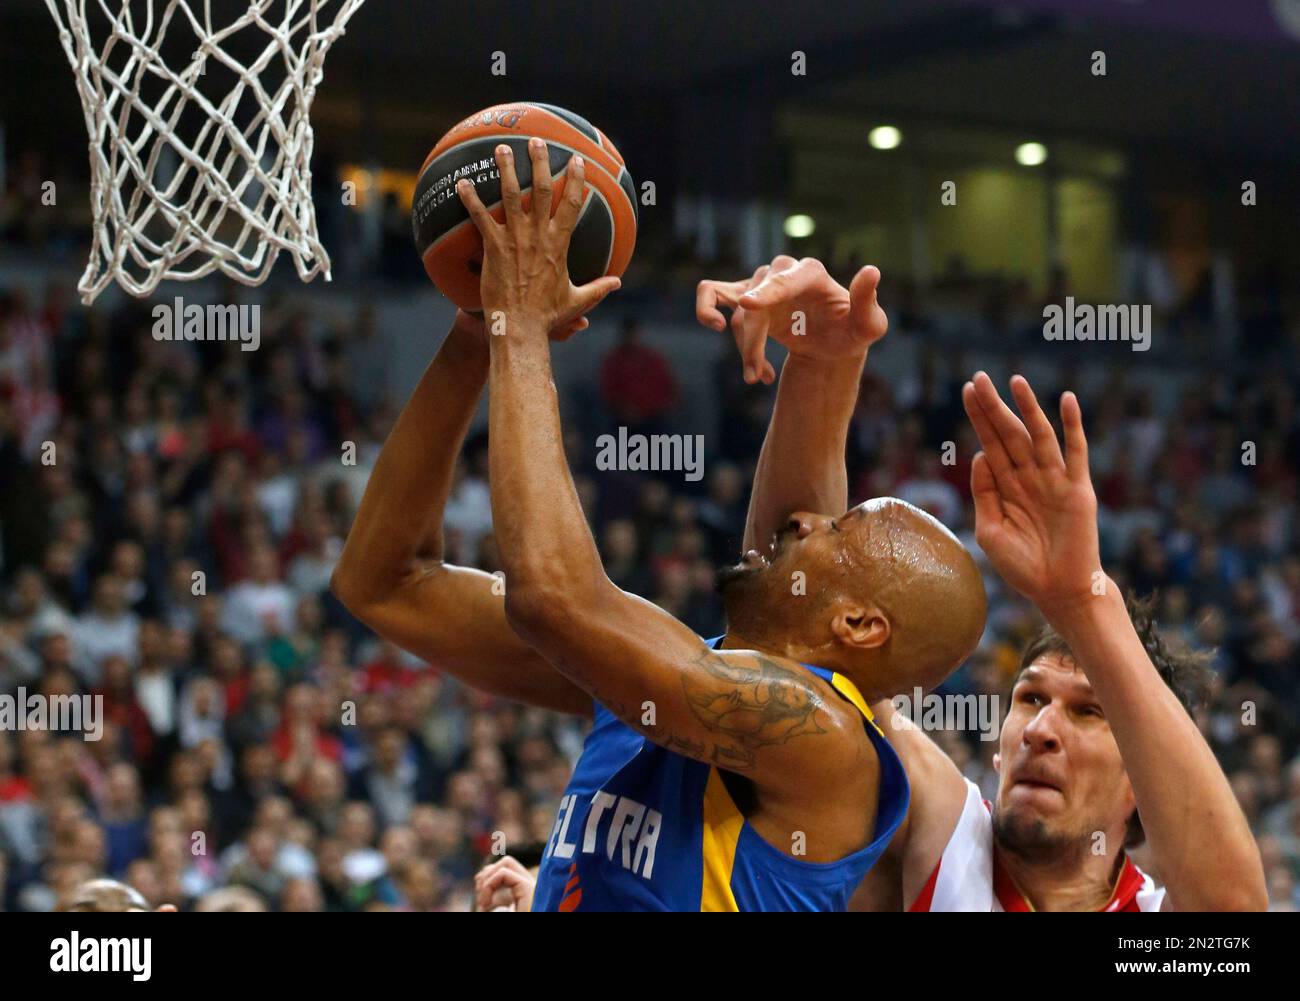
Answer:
(909, 779, 1166, 912)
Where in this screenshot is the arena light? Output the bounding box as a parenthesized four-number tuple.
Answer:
(783, 214, 816, 239)
(1015, 142, 1048, 166)
(868, 125, 902, 150)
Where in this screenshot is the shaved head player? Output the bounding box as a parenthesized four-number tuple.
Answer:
(333, 140, 986, 910)
(652, 277, 1263, 911)
(687, 263, 1264, 911)
(63, 878, 176, 912)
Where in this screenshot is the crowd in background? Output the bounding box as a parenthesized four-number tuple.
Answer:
(2, 163, 1300, 912)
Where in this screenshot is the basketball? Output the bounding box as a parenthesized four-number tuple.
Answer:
(412, 102, 638, 311)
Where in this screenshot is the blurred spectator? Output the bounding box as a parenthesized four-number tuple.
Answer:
(599, 317, 678, 432)
(72, 574, 140, 684)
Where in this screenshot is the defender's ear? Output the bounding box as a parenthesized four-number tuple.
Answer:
(831, 603, 890, 651)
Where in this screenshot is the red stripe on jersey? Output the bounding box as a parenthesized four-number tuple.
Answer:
(558, 862, 583, 912)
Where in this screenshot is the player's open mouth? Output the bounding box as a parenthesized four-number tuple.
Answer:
(1013, 779, 1063, 794)
(741, 549, 770, 568)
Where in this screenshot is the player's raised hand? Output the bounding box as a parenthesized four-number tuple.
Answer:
(473, 855, 536, 912)
(961, 372, 1102, 618)
(697, 257, 887, 384)
(456, 139, 621, 336)
(695, 263, 773, 382)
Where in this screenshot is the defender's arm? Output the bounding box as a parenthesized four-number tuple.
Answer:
(697, 257, 886, 554)
(963, 373, 1265, 912)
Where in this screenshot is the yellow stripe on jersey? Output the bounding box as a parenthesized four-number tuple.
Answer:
(700, 767, 744, 911)
(829, 672, 884, 737)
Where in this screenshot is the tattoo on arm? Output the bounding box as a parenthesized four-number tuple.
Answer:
(678, 650, 830, 771)
(548, 646, 830, 772)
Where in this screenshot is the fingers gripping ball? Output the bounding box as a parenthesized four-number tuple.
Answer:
(413, 102, 638, 311)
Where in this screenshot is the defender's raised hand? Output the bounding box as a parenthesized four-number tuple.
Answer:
(697, 256, 887, 384)
(456, 139, 621, 335)
(474, 855, 537, 913)
(695, 263, 772, 381)
(961, 372, 1102, 618)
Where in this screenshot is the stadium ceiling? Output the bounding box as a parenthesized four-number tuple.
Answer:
(332, 0, 1300, 162)
(4, 1, 1298, 163)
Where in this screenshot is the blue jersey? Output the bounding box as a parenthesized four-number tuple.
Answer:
(531, 640, 909, 911)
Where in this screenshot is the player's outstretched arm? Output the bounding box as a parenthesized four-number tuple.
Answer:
(962, 372, 1266, 912)
(702, 260, 972, 904)
(696, 256, 886, 553)
(458, 141, 867, 810)
(330, 310, 592, 716)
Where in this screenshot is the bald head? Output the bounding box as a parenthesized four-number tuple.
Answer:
(65, 878, 150, 912)
(195, 886, 268, 912)
(719, 498, 986, 697)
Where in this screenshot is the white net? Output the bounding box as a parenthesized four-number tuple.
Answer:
(45, 0, 367, 305)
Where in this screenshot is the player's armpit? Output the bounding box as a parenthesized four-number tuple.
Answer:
(848, 838, 906, 912)
(334, 560, 592, 717)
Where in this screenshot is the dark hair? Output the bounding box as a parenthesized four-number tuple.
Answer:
(505, 842, 547, 869)
(1012, 592, 1216, 849)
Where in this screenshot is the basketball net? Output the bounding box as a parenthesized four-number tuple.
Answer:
(45, 0, 366, 305)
